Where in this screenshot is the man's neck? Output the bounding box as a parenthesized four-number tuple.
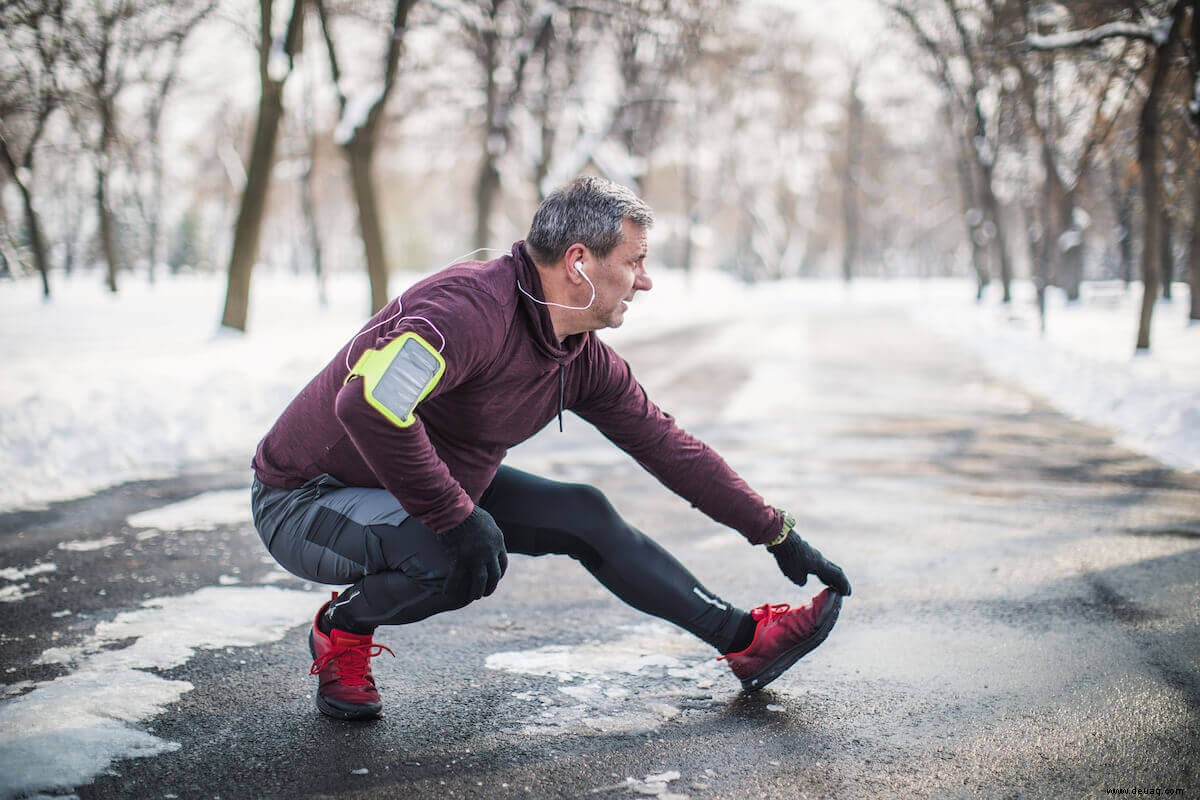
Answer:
(534, 265, 589, 341)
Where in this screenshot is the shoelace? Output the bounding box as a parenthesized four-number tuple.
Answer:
(310, 641, 396, 687)
(752, 603, 792, 624)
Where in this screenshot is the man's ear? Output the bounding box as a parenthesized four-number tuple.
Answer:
(564, 244, 588, 283)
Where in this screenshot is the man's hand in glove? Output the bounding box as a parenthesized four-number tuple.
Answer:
(768, 529, 852, 596)
(442, 506, 508, 601)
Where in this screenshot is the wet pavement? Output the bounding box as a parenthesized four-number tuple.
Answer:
(1, 306, 1197, 799)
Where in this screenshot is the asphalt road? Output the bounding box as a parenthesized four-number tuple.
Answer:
(2, 306, 1197, 799)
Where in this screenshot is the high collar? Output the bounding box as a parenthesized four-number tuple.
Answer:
(511, 241, 589, 365)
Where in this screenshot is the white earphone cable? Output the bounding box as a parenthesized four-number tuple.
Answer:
(341, 248, 508, 372)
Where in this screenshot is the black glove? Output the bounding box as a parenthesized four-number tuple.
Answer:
(442, 506, 508, 601)
(769, 531, 852, 596)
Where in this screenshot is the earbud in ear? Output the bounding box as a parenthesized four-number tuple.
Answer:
(574, 261, 585, 272)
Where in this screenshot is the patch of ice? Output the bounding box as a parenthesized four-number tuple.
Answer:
(0, 585, 325, 799)
(0, 563, 57, 582)
(58, 537, 122, 552)
(126, 489, 250, 531)
(0, 584, 34, 603)
(487, 624, 723, 737)
(626, 770, 689, 799)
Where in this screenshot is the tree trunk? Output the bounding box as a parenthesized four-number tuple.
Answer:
(345, 137, 389, 313)
(1111, 159, 1136, 285)
(474, 155, 501, 251)
(841, 67, 862, 284)
(300, 146, 327, 308)
(979, 163, 1013, 302)
(1161, 210, 1174, 299)
(220, 0, 303, 332)
(1191, 175, 1200, 321)
(0, 139, 52, 297)
(1134, 1, 1187, 351)
(474, 19, 501, 251)
(16, 178, 51, 299)
(96, 158, 120, 293)
(1060, 194, 1084, 302)
(952, 142, 990, 299)
(220, 86, 285, 330)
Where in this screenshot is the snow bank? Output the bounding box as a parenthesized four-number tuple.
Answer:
(0, 271, 370, 511)
(917, 281, 1200, 473)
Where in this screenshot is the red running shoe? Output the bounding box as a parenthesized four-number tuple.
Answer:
(308, 593, 394, 720)
(719, 589, 843, 692)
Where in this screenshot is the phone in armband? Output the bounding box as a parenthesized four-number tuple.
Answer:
(345, 332, 446, 427)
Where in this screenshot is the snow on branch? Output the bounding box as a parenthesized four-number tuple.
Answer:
(334, 83, 386, 145)
(1025, 18, 1173, 50)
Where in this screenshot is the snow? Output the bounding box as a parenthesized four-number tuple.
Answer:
(922, 282, 1200, 473)
(58, 536, 123, 552)
(486, 622, 724, 736)
(0, 563, 57, 582)
(334, 84, 385, 146)
(0, 584, 325, 800)
(1026, 20, 1170, 50)
(126, 489, 251, 531)
(0, 269, 1196, 518)
(0, 270, 371, 512)
(266, 36, 291, 84)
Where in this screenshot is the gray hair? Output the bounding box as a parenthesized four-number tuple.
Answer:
(526, 176, 654, 265)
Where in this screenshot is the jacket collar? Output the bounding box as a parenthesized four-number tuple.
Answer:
(511, 241, 589, 365)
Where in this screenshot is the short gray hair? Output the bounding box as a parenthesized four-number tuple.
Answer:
(526, 176, 654, 265)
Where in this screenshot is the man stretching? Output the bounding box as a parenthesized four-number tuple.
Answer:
(251, 177, 851, 720)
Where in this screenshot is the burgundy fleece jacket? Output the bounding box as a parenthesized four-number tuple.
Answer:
(252, 242, 783, 544)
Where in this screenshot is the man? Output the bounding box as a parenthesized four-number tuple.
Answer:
(251, 176, 851, 721)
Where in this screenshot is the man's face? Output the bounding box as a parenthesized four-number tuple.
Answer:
(587, 219, 652, 330)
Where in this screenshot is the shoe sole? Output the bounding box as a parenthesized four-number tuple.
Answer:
(740, 593, 843, 693)
(309, 628, 384, 721)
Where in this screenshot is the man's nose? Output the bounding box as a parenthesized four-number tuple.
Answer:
(635, 269, 653, 291)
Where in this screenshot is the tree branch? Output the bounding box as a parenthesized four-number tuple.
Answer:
(1025, 18, 1173, 50)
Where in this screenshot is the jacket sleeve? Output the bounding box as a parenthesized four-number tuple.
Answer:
(571, 339, 784, 545)
(333, 283, 500, 533)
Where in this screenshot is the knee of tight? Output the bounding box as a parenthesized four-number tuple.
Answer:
(548, 483, 648, 568)
(560, 483, 620, 528)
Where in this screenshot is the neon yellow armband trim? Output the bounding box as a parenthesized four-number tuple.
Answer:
(345, 332, 446, 428)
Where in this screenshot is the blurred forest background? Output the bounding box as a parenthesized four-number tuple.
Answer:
(1, 0, 1198, 349)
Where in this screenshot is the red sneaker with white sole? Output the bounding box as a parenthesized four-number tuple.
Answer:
(307, 593, 394, 720)
(719, 589, 842, 692)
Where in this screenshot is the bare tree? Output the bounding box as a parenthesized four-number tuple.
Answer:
(461, 0, 556, 249)
(0, 0, 68, 299)
(608, 0, 721, 193)
(1027, 0, 1193, 350)
(125, 15, 212, 285)
(220, 0, 305, 332)
(889, 0, 1016, 301)
(1009, 1, 1139, 310)
(314, 0, 418, 314)
(60, 0, 211, 293)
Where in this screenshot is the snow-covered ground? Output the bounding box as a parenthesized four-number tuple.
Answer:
(1, 269, 1196, 513)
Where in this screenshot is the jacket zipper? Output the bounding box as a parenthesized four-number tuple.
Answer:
(557, 365, 565, 432)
